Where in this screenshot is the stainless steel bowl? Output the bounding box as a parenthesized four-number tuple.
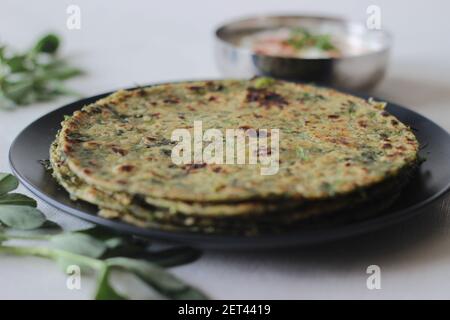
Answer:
(214, 15, 392, 91)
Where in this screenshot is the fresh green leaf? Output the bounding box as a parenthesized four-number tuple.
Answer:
(50, 232, 108, 258)
(0, 230, 206, 299)
(0, 232, 7, 244)
(0, 193, 37, 207)
(1, 77, 34, 105)
(45, 66, 83, 80)
(292, 27, 311, 38)
(0, 205, 46, 230)
(106, 257, 207, 300)
(315, 34, 335, 51)
(0, 183, 204, 300)
(78, 227, 153, 258)
(0, 33, 82, 109)
(0, 244, 104, 272)
(94, 266, 127, 300)
(51, 229, 158, 266)
(32, 34, 60, 54)
(79, 229, 199, 266)
(287, 28, 336, 52)
(5, 55, 28, 73)
(0, 173, 19, 195)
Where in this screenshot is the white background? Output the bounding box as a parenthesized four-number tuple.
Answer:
(0, 0, 449, 299)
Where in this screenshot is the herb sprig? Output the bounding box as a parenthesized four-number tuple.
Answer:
(286, 28, 337, 52)
(0, 172, 206, 300)
(0, 34, 83, 109)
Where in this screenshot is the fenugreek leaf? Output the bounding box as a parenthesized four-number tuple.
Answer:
(0, 205, 46, 230)
(0, 193, 37, 207)
(0, 233, 7, 244)
(0, 33, 82, 108)
(32, 34, 60, 55)
(94, 266, 127, 300)
(0, 173, 19, 195)
(50, 232, 108, 259)
(106, 257, 207, 300)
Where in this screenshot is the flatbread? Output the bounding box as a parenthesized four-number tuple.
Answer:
(57, 79, 419, 204)
(49, 78, 420, 234)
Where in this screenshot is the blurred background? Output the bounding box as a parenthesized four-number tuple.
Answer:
(1, 0, 449, 119)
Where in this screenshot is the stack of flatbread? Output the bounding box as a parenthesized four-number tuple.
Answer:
(50, 78, 419, 235)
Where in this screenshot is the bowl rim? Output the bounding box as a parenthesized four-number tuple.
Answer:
(214, 13, 393, 61)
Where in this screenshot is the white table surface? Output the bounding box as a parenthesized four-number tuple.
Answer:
(0, 0, 449, 299)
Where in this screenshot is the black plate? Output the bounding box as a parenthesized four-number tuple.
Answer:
(9, 88, 450, 249)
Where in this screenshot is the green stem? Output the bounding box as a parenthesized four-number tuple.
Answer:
(0, 233, 52, 241)
(0, 245, 104, 270)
